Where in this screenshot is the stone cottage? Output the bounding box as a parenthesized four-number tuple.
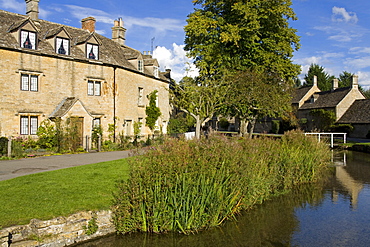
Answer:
(294, 75, 365, 131)
(0, 0, 171, 148)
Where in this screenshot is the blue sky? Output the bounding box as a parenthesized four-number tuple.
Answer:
(2, 0, 370, 87)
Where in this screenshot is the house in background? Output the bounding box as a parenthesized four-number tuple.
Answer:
(0, 0, 171, 149)
(337, 99, 370, 138)
(294, 75, 365, 132)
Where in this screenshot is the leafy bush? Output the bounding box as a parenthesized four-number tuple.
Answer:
(0, 137, 8, 156)
(219, 118, 230, 130)
(271, 120, 280, 134)
(329, 124, 354, 134)
(112, 130, 330, 234)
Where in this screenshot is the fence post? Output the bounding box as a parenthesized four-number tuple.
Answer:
(98, 135, 101, 152)
(7, 136, 12, 157)
(85, 135, 89, 152)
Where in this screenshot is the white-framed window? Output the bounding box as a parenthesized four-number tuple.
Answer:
(93, 118, 101, 127)
(20, 116, 38, 135)
(138, 87, 144, 106)
(21, 74, 38, 91)
(87, 80, 101, 96)
(138, 118, 143, 131)
(153, 66, 159, 78)
(138, 60, 144, 72)
(56, 37, 70, 55)
(86, 43, 99, 60)
(20, 30, 37, 49)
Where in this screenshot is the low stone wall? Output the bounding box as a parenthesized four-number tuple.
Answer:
(0, 210, 115, 247)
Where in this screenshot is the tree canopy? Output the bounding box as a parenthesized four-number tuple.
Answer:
(303, 64, 335, 91)
(184, 0, 301, 81)
(179, 0, 301, 138)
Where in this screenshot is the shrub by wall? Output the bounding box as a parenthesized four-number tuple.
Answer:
(112, 130, 330, 234)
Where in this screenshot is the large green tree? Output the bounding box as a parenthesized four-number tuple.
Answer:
(184, 0, 301, 81)
(303, 64, 335, 91)
(183, 0, 300, 137)
(222, 69, 293, 137)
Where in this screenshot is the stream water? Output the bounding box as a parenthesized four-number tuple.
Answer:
(76, 150, 370, 247)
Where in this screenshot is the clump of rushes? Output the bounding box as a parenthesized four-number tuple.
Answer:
(112, 130, 330, 234)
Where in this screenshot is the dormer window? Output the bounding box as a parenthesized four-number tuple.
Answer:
(20, 30, 36, 49)
(86, 43, 99, 60)
(56, 37, 70, 55)
(153, 66, 159, 78)
(138, 60, 144, 73)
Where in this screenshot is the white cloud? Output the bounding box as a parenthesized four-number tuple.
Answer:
(357, 71, 370, 89)
(64, 5, 183, 33)
(349, 47, 370, 54)
(153, 44, 199, 82)
(332, 7, 358, 24)
(0, 0, 24, 13)
(345, 56, 370, 70)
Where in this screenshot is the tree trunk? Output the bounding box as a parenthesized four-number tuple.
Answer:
(239, 119, 249, 137)
(248, 118, 256, 139)
(195, 115, 201, 139)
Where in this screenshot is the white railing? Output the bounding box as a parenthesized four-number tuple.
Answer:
(304, 132, 347, 148)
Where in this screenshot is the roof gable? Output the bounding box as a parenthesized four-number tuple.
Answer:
(8, 17, 38, 33)
(338, 99, 370, 124)
(299, 87, 351, 110)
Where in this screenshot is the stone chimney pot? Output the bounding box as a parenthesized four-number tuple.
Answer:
(25, 0, 39, 21)
(81, 17, 96, 32)
(111, 18, 126, 45)
(313, 75, 317, 87)
(332, 79, 338, 90)
(352, 75, 359, 89)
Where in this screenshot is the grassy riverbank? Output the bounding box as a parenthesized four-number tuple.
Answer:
(112, 131, 331, 234)
(0, 159, 130, 228)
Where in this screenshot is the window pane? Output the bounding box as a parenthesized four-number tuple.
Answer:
(87, 44, 98, 60)
(30, 75, 38, 91)
(88, 80, 94, 95)
(21, 30, 36, 49)
(21, 74, 29, 91)
(138, 87, 143, 105)
(94, 81, 101, 96)
(20, 116, 29, 135)
(93, 118, 100, 127)
(30, 116, 38, 135)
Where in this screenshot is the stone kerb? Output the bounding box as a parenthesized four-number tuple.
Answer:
(0, 210, 114, 247)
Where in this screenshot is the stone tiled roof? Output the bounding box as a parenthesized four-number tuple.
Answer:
(292, 86, 313, 104)
(0, 9, 169, 81)
(338, 99, 370, 124)
(299, 87, 351, 110)
(49, 97, 80, 118)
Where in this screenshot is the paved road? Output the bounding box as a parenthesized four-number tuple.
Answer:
(0, 150, 132, 181)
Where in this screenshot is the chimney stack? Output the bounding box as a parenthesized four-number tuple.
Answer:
(313, 75, 317, 87)
(351, 75, 359, 89)
(332, 78, 338, 90)
(25, 0, 39, 21)
(111, 17, 126, 45)
(81, 17, 96, 32)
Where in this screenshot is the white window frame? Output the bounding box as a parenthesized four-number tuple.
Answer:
(138, 87, 144, 106)
(21, 74, 38, 92)
(153, 66, 159, 78)
(138, 60, 144, 72)
(87, 80, 101, 96)
(93, 118, 101, 127)
(20, 116, 38, 135)
(86, 43, 99, 60)
(56, 37, 70, 55)
(20, 30, 37, 50)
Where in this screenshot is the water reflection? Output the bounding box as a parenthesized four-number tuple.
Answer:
(76, 151, 370, 247)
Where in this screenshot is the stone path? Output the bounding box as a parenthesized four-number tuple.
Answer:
(0, 150, 132, 181)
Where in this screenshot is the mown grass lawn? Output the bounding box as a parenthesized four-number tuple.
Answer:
(0, 158, 130, 229)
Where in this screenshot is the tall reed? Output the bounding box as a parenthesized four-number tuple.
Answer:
(112, 130, 330, 234)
